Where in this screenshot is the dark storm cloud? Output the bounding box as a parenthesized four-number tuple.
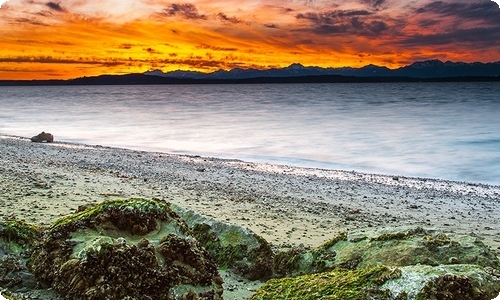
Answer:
(417, 19, 441, 28)
(161, 3, 206, 20)
(399, 27, 500, 47)
(217, 13, 245, 24)
(296, 9, 389, 36)
(296, 10, 372, 24)
(415, 1, 500, 22)
(361, 0, 386, 8)
(400, 1, 500, 48)
(46, 2, 63, 12)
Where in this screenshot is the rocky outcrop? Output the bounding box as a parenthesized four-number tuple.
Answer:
(273, 227, 500, 278)
(2, 203, 499, 299)
(27, 198, 223, 300)
(172, 205, 274, 281)
(251, 264, 500, 300)
(30, 132, 54, 143)
(262, 227, 500, 299)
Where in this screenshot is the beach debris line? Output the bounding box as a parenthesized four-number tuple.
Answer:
(30, 132, 54, 143)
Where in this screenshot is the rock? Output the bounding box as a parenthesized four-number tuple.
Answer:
(382, 264, 500, 300)
(251, 265, 500, 300)
(0, 218, 41, 251)
(272, 233, 343, 278)
(273, 227, 500, 278)
(172, 205, 274, 281)
(0, 219, 42, 293)
(27, 198, 223, 300)
(30, 132, 54, 143)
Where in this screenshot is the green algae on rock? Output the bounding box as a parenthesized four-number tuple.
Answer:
(0, 218, 41, 252)
(172, 204, 274, 281)
(251, 266, 400, 300)
(252, 264, 500, 300)
(28, 198, 223, 300)
(0, 218, 42, 296)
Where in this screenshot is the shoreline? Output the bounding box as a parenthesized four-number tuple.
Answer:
(1, 134, 499, 254)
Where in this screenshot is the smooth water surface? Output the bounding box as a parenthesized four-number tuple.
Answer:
(1, 82, 499, 185)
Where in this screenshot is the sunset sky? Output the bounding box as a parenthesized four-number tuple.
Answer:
(1, 0, 499, 79)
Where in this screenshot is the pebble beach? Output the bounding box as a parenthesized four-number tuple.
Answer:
(1, 133, 499, 255)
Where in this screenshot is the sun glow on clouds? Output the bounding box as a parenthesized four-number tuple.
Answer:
(1, 0, 500, 79)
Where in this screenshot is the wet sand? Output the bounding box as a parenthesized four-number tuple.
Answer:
(1, 134, 499, 254)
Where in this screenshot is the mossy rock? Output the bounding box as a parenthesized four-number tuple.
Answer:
(274, 227, 500, 278)
(0, 218, 41, 253)
(252, 264, 500, 300)
(333, 227, 499, 270)
(0, 218, 41, 294)
(27, 198, 223, 300)
(273, 233, 345, 278)
(172, 205, 274, 280)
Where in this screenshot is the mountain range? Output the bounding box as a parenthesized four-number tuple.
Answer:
(145, 59, 500, 80)
(1, 60, 500, 86)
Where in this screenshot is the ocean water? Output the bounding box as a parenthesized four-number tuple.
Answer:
(0, 82, 499, 185)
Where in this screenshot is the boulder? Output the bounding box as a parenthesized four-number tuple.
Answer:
(27, 198, 223, 300)
(30, 132, 54, 143)
(251, 265, 500, 300)
(172, 205, 274, 281)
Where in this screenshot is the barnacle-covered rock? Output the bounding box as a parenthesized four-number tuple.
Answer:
(273, 227, 500, 278)
(251, 264, 500, 300)
(27, 198, 223, 300)
(172, 205, 274, 281)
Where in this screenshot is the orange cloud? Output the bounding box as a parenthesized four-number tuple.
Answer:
(1, 0, 500, 79)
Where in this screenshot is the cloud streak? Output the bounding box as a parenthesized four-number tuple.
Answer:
(160, 3, 207, 20)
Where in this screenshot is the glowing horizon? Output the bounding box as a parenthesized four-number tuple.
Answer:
(1, 0, 499, 80)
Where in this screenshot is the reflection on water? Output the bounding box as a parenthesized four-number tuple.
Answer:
(1, 82, 499, 185)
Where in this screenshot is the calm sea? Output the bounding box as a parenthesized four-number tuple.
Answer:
(1, 83, 499, 185)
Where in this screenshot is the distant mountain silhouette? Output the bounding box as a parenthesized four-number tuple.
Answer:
(145, 60, 500, 80)
(1, 60, 499, 86)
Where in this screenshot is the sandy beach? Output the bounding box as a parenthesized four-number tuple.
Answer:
(1, 134, 499, 255)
